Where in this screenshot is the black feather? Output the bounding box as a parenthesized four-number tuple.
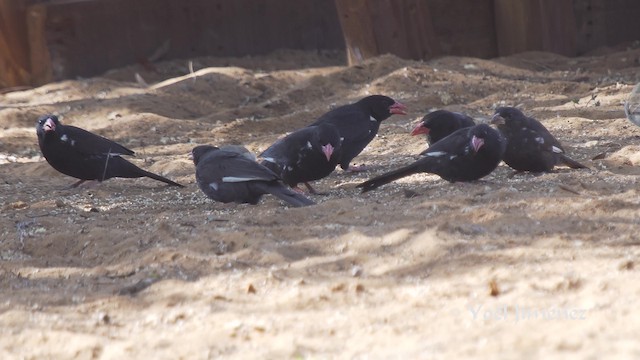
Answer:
(260, 123, 342, 192)
(358, 124, 505, 192)
(192, 145, 315, 207)
(36, 115, 183, 187)
(491, 107, 588, 172)
(310, 95, 406, 170)
(412, 110, 475, 145)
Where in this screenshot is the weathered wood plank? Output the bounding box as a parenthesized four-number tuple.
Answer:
(0, 0, 32, 87)
(335, 0, 440, 65)
(17, 0, 344, 86)
(428, 0, 498, 59)
(494, 0, 577, 56)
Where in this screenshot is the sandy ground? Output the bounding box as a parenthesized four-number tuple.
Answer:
(1, 47, 640, 359)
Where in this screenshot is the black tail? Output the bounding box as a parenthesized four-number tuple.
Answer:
(112, 157, 184, 187)
(137, 168, 184, 187)
(558, 154, 589, 170)
(253, 182, 315, 207)
(357, 163, 420, 193)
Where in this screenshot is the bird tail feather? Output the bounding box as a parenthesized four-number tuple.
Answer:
(253, 183, 315, 207)
(357, 163, 420, 193)
(116, 158, 184, 187)
(137, 168, 184, 187)
(558, 154, 588, 169)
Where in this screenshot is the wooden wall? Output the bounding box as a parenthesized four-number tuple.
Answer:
(494, 0, 578, 57)
(1, 0, 344, 88)
(574, 0, 640, 54)
(335, 0, 497, 64)
(336, 0, 640, 65)
(2, 0, 640, 89)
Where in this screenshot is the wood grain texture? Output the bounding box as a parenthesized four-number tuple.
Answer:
(494, 0, 577, 56)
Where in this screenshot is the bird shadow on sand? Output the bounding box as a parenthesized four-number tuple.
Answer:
(1, 173, 638, 312)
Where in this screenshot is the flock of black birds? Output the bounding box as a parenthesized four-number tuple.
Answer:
(35, 94, 588, 208)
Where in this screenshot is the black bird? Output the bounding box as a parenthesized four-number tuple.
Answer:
(191, 145, 315, 207)
(310, 95, 407, 171)
(357, 124, 505, 192)
(411, 110, 475, 145)
(491, 107, 587, 172)
(36, 115, 183, 187)
(260, 123, 342, 194)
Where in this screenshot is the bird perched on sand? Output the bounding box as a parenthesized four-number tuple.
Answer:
(36, 115, 183, 187)
(191, 145, 315, 207)
(411, 110, 475, 145)
(260, 123, 342, 194)
(491, 107, 587, 172)
(357, 124, 505, 192)
(310, 95, 407, 171)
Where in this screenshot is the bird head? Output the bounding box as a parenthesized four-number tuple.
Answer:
(321, 143, 334, 162)
(191, 145, 219, 165)
(410, 119, 429, 136)
(36, 115, 60, 137)
(471, 135, 485, 153)
(359, 95, 407, 121)
(491, 107, 525, 127)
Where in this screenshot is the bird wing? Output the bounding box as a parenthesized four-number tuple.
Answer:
(420, 127, 473, 158)
(260, 134, 302, 165)
(59, 125, 135, 156)
(202, 151, 280, 183)
(260, 126, 322, 166)
(524, 118, 566, 154)
(311, 107, 374, 143)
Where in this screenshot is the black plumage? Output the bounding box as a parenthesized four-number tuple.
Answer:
(260, 123, 342, 194)
(36, 115, 183, 187)
(411, 110, 475, 145)
(357, 124, 505, 192)
(310, 95, 407, 171)
(491, 107, 587, 172)
(192, 145, 315, 207)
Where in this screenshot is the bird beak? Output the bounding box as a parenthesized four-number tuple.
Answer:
(43, 118, 56, 132)
(321, 143, 334, 162)
(187, 151, 194, 160)
(490, 114, 505, 125)
(389, 101, 408, 115)
(471, 135, 484, 153)
(410, 123, 429, 136)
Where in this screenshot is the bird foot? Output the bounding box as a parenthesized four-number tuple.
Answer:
(291, 186, 306, 194)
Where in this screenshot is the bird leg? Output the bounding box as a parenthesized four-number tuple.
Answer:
(66, 179, 100, 189)
(66, 179, 86, 188)
(508, 170, 546, 179)
(345, 164, 371, 172)
(303, 182, 328, 196)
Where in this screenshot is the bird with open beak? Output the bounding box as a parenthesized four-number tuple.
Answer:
(36, 114, 183, 188)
